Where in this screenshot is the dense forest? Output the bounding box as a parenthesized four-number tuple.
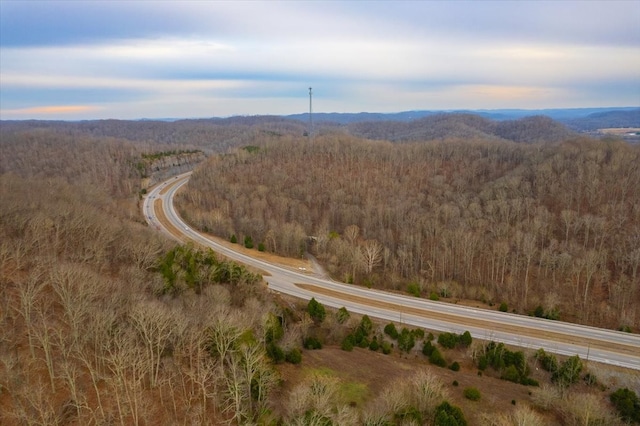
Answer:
(1, 117, 638, 425)
(180, 134, 640, 330)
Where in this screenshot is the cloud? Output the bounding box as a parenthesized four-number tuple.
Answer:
(1, 1, 638, 119)
(2, 105, 101, 115)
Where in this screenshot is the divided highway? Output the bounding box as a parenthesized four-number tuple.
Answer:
(144, 173, 640, 371)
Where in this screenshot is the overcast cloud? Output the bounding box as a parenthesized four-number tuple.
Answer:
(1, 0, 638, 120)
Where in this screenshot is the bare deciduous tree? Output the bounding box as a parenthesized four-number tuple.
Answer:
(130, 299, 182, 388)
(361, 239, 383, 275)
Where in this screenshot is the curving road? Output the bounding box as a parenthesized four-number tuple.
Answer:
(143, 172, 640, 371)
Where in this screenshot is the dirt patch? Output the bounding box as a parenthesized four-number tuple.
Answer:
(195, 231, 312, 272)
(273, 345, 540, 424)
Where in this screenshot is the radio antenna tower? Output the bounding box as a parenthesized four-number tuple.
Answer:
(308, 87, 313, 140)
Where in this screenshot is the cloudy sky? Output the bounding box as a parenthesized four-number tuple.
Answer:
(1, 1, 639, 120)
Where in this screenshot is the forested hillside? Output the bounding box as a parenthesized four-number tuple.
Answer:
(1, 121, 637, 425)
(0, 116, 305, 153)
(564, 108, 640, 131)
(0, 129, 284, 424)
(180, 134, 640, 329)
(2, 111, 579, 148)
(346, 114, 576, 143)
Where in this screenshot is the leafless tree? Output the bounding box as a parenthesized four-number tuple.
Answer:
(361, 239, 383, 275)
(130, 299, 182, 388)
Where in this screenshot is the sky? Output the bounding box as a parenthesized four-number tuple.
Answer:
(1, 1, 639, 120)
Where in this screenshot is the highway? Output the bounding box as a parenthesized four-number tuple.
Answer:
(143, 172, 640, 371)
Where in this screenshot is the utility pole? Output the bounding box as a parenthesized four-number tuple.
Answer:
(308, 87, 313, 140)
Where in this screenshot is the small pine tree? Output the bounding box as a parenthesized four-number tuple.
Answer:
(459, 331, 472, 347)
(384, 322, 399, 339)
(369, 337, 380, 351)
(398, 328, 416, 353)
(341, 334, 355, 351)
(434, 401, 467, 426)
(429, 348, 447, 367)
(438, 332, 459, 349)
(422, 340, 435, 357)
(552, 355, 583, 387)
(336, 307, 350, 324)
(610, 388, 640, 423)
(307, 298, 326, 323)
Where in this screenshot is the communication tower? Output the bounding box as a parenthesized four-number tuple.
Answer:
(308, 87, 313, 139)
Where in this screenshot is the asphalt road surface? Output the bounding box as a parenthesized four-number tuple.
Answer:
(144, 172, 640, 371)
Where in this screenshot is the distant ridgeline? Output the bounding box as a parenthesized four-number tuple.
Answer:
(286, 107, 640, 129)
(1, 107, 638, 147)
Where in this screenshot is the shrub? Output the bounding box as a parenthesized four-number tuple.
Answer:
(535, 348, 558, 373)
(359, 315, 373, 336)
(369, 337, 380, 351)
(395, 405, 422, 424)
(499, 302, 508, 312)
(452, 380, 459, 386)
(285, 348, 302, 364)
(429, 291, 440, 301)
(384, 322, 399, 339)
(265, 315, 284, 344)
(398, 328, 416, 352)
(266, 343, 285, 363)
(341, 334, 355, 351)
(610, 387, 640, 423)
(449, 361, 460, 372)
(584, 372, 598, 386)
(412, 328, 425, 340)
(477, 356, 488, 371)
(407, 281, 421, 297)
(520, 377, 539, 387)
(552, 355, 582, 387)
(257, 242, 265, 252)
(533, 305, 560, 320)
(534, 305, 544, 318)
(381, 341, 393, 355)
(438, 332, 459, 349)
(434, 401, 467, 426)
(459, 331, 472, 347)
(303, 336, 322, 350)
(230, 234, 237, 244)
(429, 348, 447, 367)
(501, 365, 520, 383)
(422, 340, 435, 357)
(463, 387, 481, 401)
